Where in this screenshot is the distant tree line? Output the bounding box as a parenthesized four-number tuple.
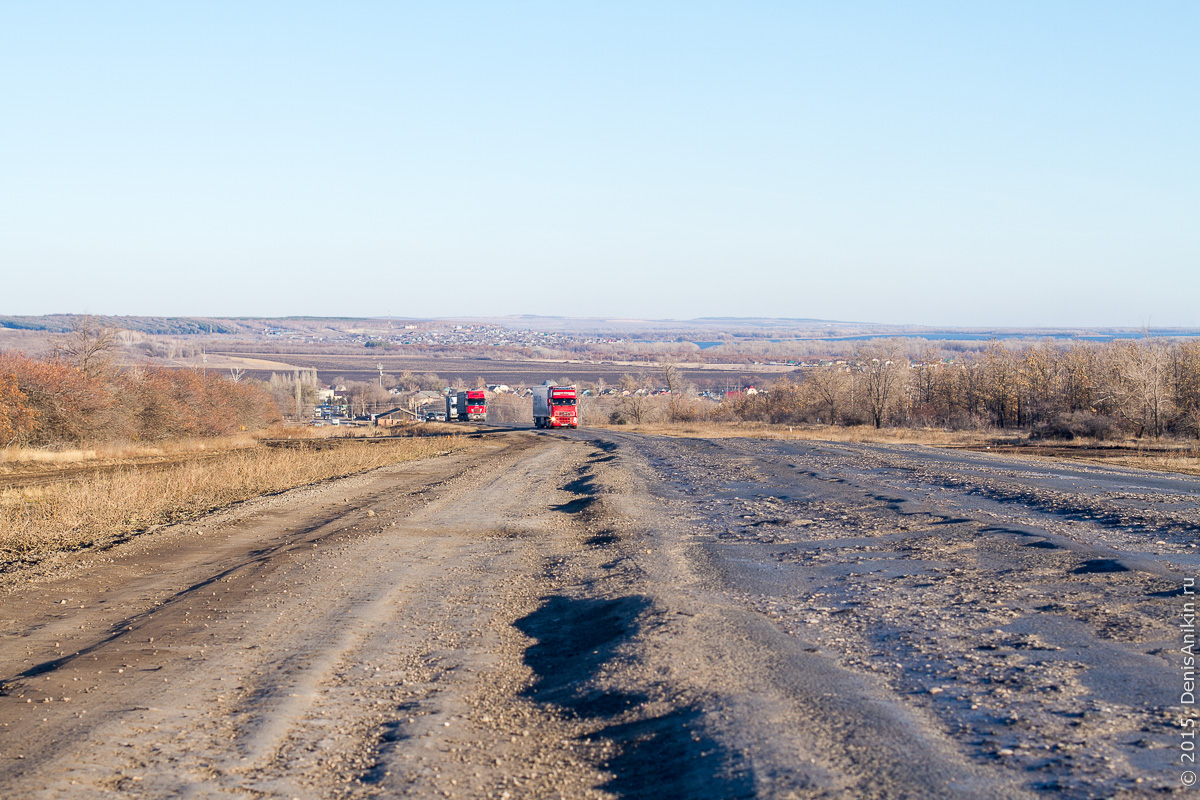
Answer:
(599, 338, 1200, 440)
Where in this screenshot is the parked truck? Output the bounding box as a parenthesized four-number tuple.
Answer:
(454, 389, 487, 422)
(533, 383, 579, 428)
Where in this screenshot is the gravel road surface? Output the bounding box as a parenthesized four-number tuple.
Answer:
(1, 429, 1195, 798)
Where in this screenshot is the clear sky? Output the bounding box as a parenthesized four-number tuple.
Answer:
(2, 2, 1196, 327)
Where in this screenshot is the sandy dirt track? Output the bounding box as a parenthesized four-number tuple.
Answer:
(1, 429, 1196, 798)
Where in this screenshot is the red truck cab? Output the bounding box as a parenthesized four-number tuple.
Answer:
(455, 390, 487, 422)
(533, 384, 578, 428)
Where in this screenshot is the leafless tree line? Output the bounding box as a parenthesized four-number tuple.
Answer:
(587, 339, 1200, 440)
(730, 338, 1200, 439)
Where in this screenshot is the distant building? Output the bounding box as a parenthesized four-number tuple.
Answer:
(374, 407, 417, 427)
(405, 390, 444, 410)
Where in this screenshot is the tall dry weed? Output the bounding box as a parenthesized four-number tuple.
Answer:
(0, 425, 435, 471)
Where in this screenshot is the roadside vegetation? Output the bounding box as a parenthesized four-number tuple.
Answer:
(0, 319, 279, 448)
(0, 319, 487, 562)
(594, 420, 998, 446)
(478, 337, 1200, 478)
(0, 436, 476, 559)
(582, 338, 1200, 441)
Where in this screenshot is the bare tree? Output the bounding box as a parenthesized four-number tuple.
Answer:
(1104, 337, 1173, 439)
(486, 392, 531, 423)
(1060, 344, 1099, 413)
(661, 362, 683, 394)
(268, 369, 321, 420)
(807, 366, 850, 425)
(660, 361, 698, 421)
(1018, 341, 1062, 427)
(855, 339, 908, 428)
(395, 370, 420, 391)
(980, 341, 1020, 428)
(1172, 341, 1200, 439)
(346, 381, 392, 418)
(616, 373, 655, 424)
(55, 316, 118, 378)
(764, 376, 803, 423)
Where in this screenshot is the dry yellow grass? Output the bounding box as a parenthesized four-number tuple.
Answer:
(1074, 450, 1200, 476)
(0, 423, 456, 474)
(0, 434, 260, 467)
(0, 436, 476, 557)
(593, 421, 1007, 447)
(597, 421, 1200, 477)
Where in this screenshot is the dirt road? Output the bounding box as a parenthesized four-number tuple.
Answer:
(1, 430, 1195, 798)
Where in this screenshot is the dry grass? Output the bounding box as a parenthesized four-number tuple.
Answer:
(598, 421, 1200, 477)
(0, 422, 459, 474)
(593, 421, 1010, 448)
(0, 436, 476, 557)
(0, 434, 260, 467)
(1071, 449, 1200, 476)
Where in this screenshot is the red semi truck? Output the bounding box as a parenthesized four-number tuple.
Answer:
(449, 389, 487, 422)
(533, 383, 578, 428)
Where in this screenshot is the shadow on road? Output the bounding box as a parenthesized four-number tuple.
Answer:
(515, 595, 754, 799)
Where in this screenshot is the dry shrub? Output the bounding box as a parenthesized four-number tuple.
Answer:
(1032, 412, 1122, 441)
(0, 352, 280, 448)
(0, 436, 475, 557)
(486, 393, 532, 423)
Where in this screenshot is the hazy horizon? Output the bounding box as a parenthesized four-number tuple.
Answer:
(7, 311, 1200, 340)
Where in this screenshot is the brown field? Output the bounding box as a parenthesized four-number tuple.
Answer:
(212, 351, 789, 388)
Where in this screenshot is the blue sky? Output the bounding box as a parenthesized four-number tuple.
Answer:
(2, 3, 1195, 327)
